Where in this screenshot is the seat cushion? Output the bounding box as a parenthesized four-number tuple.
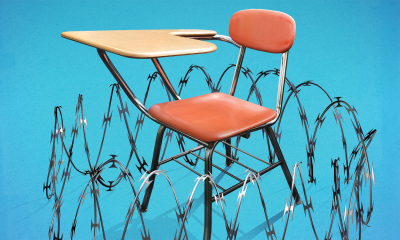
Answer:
(148, 92, 276, 142)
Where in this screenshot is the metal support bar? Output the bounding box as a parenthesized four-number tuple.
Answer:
(141, 125, 166, 212)
(158, 145, 205, 166)
(97, 49, 149, 116)
(276, 51, 289, 117)
(266, 126, 301, 204)
(213, 149, 258, 173)
(212, 161, 282, 202)
(222, 140, 272, 166)
(151, 58, 181, 101)
(204, 143, 216, 240)
(190, 152, 242, 182)
(229, 46, 246, 96)
(188, 34, 241, 48)
(225, 138, 233, 167)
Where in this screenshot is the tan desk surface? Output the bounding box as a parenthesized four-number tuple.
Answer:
(61, 29, 217, 59)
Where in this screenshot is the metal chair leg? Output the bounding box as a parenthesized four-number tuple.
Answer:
(225, 138, 232, 167)
(266, 127, 302, 204)
(140, 125, 166, 212)
(204, 142, 217, 240)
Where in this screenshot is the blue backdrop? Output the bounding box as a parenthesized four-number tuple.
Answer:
(0, 0, 398, 239)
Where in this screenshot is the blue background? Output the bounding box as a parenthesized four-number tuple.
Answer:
(0, 0, 398, 239)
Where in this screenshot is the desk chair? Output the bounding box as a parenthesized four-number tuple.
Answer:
(136, 9, 302, 240)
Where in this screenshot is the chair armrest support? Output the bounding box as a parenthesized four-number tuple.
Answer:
(97, 49, 150, 115)
(188, 34, 241, 48)
(275, 51, 289, 119)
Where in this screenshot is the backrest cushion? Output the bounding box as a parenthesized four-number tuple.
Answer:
(229, 9, 296, 53)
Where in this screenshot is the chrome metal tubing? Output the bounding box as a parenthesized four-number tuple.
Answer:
(276, 51, 289, 117)
(225, 138, 233, 167)
(97, 49, 149, 116)
(151, 58, 181, 100)
(204, 142, 217, 240)
(141, 125, 166, 212)
(157, 145, 205, 166)
(222, 140, 271, 166)
(223, 50, 289, 131)
(212, 160, 282, 202)
(188, 34, 241, 48)
(266, 126, 301, 204)
(229, 46, 246, 96)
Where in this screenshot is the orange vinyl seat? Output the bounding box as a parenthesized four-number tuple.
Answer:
(149, 92, 277, 143)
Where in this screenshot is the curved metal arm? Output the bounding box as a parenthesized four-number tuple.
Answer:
(151, 58, 181, 100)
(220, 50, 290, 138)
(97, 49, 150, 115)
(187, 34, 245, 96)
(211, 35, 241, 48)
(188, 34, 241, 48)
(275, 51, 288, 118)
(229, 46, 246, 96)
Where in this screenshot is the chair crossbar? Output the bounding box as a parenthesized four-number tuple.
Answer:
(156, 137, 290, 202)
(222, 140, 271, 166)
(158, 145, 205, 166)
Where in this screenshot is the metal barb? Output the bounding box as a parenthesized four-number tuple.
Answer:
(364, 164, 375, 187)
(303, 197, 314, 216)
(136, 157, 148, 174)
(118, 102, 130, 119)
(61, 168, 71, 181)
(264, 225, 276, 240)
(102, 112, 112, 128)
(315, 113, 326, 128)
(227, 219, 239, 240)
(91, 185, 99, 198)
(283, 198, 295, 220)
(80, 115, 87, 128)
(91, 219, 100, 231)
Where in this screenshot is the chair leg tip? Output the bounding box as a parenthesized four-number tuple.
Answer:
(295, 197, 302, 205)
(225, 162, 233, 167)
(140, 206, 148, 212)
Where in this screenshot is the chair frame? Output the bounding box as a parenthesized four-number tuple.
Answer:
(97, 34, 301, 240)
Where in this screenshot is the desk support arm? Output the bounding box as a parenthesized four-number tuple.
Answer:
(188, 35, 245, 97)
(229, 46, 246, 96)
(151, 58, 181, 101)
(189, 34, 241, 48)
(97, 49, 151, 116)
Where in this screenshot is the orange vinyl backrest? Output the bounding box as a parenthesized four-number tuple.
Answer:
(229, 9, 296, 53)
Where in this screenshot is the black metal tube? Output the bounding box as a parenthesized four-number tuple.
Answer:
(222, 140, 272, 166)
(141, 125, 166, 212)
(204, 143, 216, 240)
(266, 126, 301, 204)
(151, 58, 181, 101)
(225, 138, 233, 166)
(158, 145, 205, 166)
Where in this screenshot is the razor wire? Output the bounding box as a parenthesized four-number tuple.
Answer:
(44, 64, 376, 239)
